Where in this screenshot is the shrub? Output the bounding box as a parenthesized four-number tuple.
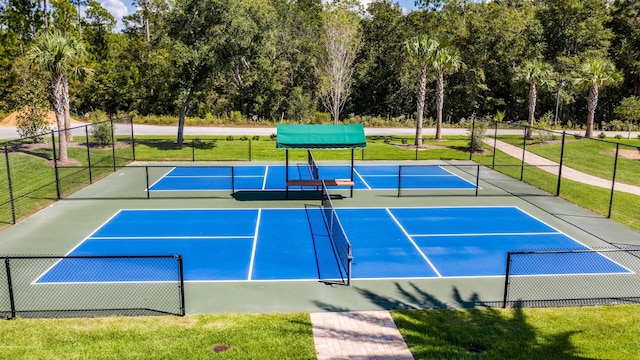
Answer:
(534, 112, 554, 142)
(598, 132, 607, 139)
(240, 135, 248, 141)
(226, 135, 234, 141)
(230, 111, 244, 124)
(614, 134, 623, 139)
(252, 135, 260, 141)
(466, 115, 489, 153)
(270, 133, 277, 141)
(91, 120, 113, 146)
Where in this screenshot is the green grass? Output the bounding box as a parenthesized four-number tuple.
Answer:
(393, 305, 640, 360)
(497, 135, 640, 187)
(0, 313, 316, 360)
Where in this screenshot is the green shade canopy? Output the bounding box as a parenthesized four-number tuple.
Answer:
(276, 124, 367, 149)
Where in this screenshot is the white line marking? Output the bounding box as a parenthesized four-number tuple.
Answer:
(261, 166, 269, 190)
(147, 167, 176, 190)
(353, 168, 371, 189)
(247, 209, 262, 280)
(411, 232, 562, 238)
(386, 208, 442, 277)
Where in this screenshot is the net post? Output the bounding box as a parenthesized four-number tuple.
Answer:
(503, 252, 512, 308)
(397, 165, 402, 197)
(350, 149, 354, 198)
(230, 166, 235, 194)
(347, 246, 352, 286)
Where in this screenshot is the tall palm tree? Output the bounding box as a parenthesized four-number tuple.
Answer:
(429, 41, 462, 140)
(571, 58, 623, 138)
(28, 31, 87, 162)
(513, 60, 556, 139)
(406, 35, 436, 147)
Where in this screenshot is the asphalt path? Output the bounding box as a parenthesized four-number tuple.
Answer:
(0, 123, 636, 140)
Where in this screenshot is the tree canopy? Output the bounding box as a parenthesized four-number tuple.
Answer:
(0, 0, 638, 134)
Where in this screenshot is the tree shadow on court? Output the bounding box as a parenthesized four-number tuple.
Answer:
(313, 282, 595, 359)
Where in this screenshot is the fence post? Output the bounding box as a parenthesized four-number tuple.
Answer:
(177, 255, 186, 316)
(51, 130, 61, 200)
(492, 121, 498, 169)
(145, 166, 150, 199)
(5, 258, 17, 319)
(520, 129, 527, 181)
(4, 143, 16, 224)
(607, 143, 620, 219)
(129, 115, 136, 161)
(191, 140, 195, 162)
(556, 132, 566, 196)
(469, 116, 476, 161)
(475, 165, 480, 197)
(248, 139, 252, 161)
(415, 138, 418, 161)
(502, 252, 512, 308)
(110, 118, 116, 171)
(85, 126, 93, 184)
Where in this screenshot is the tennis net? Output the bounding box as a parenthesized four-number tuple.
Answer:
(307, 150, 320, 180)
(321, 181, 352, 285)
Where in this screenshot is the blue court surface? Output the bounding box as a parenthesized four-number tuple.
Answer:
(36, 206, 630, 283)
(148, 164, 477, 191)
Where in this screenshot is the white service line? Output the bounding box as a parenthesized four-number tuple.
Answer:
(385, 208, 442, 277)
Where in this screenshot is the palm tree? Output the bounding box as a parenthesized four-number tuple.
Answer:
(429, 41, 462, 140)
(513, 60, 556, 139)
(571, 58, 623, 138)
(406, 35, 436, 147)
(28, 31, 87, 162)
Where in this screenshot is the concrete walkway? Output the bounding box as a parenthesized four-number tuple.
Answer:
(488, 138, 640, 196)
(311, 311, 414, 360)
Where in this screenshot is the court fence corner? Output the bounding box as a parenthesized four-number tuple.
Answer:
(1, 254, 185, 320)
(503, 247, 640, 309)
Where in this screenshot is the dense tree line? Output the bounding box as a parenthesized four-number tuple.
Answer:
(1, 0, 639, 134)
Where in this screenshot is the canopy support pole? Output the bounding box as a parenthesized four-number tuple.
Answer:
(350, 149, 354, 198)
(285, 150, 289, 198)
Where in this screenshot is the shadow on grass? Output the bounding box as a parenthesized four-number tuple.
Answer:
(134, 138, 217, 151)
(313, 283, 594, 359)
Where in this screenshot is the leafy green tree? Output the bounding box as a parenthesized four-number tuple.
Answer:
(15, 75, 50, 142)
(614, 96, 640, 139)
(50, 0, 80, 36)
(513, 60, 556, 139)
(350, 0, 409, 117)
(27, 30, 87, 162)
(571, 58, 623, 138)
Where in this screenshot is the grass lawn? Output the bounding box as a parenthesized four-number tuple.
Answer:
(393, 304, 640, 360)
(2, 306, 640, 359)
(0, 313, 316, 360)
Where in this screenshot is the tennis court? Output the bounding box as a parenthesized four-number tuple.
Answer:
(37, 204, 630, 285)
(148, 164, 477, 192)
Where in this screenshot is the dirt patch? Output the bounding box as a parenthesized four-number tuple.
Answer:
(0, 111, 84, 127)
(602, 148, 640, 160)
(392, 143, 448, 151)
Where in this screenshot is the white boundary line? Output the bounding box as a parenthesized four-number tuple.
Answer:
(385, 208, 442, 277)
(353, 168, 371, 189)
(247, 209, 262, 280)
(147, 166, 176, 191)
(261, 166, 269, 190)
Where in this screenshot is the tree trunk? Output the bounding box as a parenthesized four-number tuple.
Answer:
(585, 84, 599, 138)
(526, 82, 537, 139)
(51, 74, 68, 162)
(177, 87, 193, 146)
(62, 74, 73, 142)
(435, 71, 444, 140)
(415, 66, 427, 147)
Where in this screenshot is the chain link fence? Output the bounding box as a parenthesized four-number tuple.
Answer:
(503, 248, 640, 308)
(0, 255, 185, 319)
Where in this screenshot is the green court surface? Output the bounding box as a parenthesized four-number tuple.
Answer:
(1, 160, 640, 315)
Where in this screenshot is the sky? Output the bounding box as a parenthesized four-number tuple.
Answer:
(99, 0, 420, 29)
